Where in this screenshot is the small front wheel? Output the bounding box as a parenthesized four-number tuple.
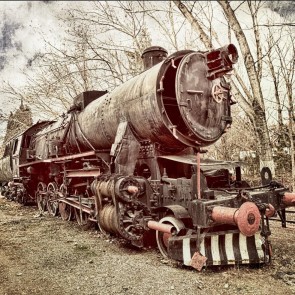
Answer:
(156, 216, 185, 258)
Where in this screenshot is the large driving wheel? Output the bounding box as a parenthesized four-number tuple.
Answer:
(156, 216, 185, 258)
(47, 182, 59, 216)
(58, 184, 73, 221)
(36, 182, 47, 213)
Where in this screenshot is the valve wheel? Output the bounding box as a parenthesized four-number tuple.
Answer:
(36, 182, 47, 213)
(212, 84, 226, 103)
(156, 216, 185, 258)
(47, 182, 59, 216)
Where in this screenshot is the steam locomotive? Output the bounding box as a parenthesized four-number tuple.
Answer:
(1, 44, 294, 270)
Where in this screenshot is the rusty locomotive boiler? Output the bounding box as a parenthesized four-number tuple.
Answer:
(1, 44, 294, 270)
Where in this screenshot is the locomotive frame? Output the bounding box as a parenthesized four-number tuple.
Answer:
(0, 44, 294, 271)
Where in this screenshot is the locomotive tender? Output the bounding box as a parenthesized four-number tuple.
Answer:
(1, 44, 294, 270)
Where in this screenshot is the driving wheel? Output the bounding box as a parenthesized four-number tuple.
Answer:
(156, 216, 185, 258)
(58, 184, 73, 221)
(47, 182, 59, 216)
(36, 182, 47, 213)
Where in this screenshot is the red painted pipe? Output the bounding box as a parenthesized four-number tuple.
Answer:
(211, 206, 238, 225)
(265, 204, 276, 217)
(211, 202, 261, 237)
(147, 220, 176, 234)
(283, 192, 295, 206)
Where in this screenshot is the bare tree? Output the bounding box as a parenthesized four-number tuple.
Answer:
(173, 0, 277, 175)
(217, 0, 276, 173)
(265, 22, 295, 188)
(1, 1, 153, 122)
(65, 1, 152, 83)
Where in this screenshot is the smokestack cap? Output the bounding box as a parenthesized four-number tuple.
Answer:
(141, 46, 168, 70)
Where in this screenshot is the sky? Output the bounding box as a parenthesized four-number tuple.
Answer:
(0, 2, 61, 116)
(0, 1, 83, 136)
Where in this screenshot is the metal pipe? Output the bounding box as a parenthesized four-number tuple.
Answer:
(269, 218, 295, 225)
(147, 220, 176, 234)
(211, 202, 261, 237)
(211, 206, 237, 225)
(283, 192, 295, 206)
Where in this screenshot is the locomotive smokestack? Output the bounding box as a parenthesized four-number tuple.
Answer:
(141, 46, 168, 71)
(205, 43, 238, 79)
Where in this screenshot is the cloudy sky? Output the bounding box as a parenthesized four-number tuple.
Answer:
(0, 1, 88, 136)
(0, 1, 71, 109)
(0, 1, 294, 135)
(1, 2, 104, 114)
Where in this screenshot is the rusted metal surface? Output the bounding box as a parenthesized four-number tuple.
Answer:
(59, 201, 73, 221)
(155, 216, 185, 258)
(71, 45, 237, 150)
(190, 252, 208, 271)
(211, 202, 261, 237)
(65, 169, 100, 178)
(47, 182, 59, 216)
(265, 203, 276, 217)
(197, 152, 201, 199)
(175, 50, 233, 145)
(19, 150, 97, 168)
(206, 44, 238, 80)
(1, 43, 295, 270)
(127, 185, 139, 194)
(234, 202, 261, 237)
(141, 46, 168, 70)
(59, 198, 93, 215)
(211, 206, 238, 225)
(158, 155, 243, 170)
(99, 204, 119, 234)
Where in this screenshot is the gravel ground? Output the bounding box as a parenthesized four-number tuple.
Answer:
(0, 196, 294, 295)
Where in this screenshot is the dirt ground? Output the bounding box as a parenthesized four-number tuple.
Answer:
(0, 196, 294, 295)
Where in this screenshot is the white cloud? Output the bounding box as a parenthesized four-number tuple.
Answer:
(0, 2, 68, 113)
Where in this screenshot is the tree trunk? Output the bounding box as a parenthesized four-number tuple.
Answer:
(174, 0, 275, 175)
(172, 0, 213, 49)
(252, 101, 275, 175)
(217, 0, 275, 175)
(286, 87, 295, 189)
